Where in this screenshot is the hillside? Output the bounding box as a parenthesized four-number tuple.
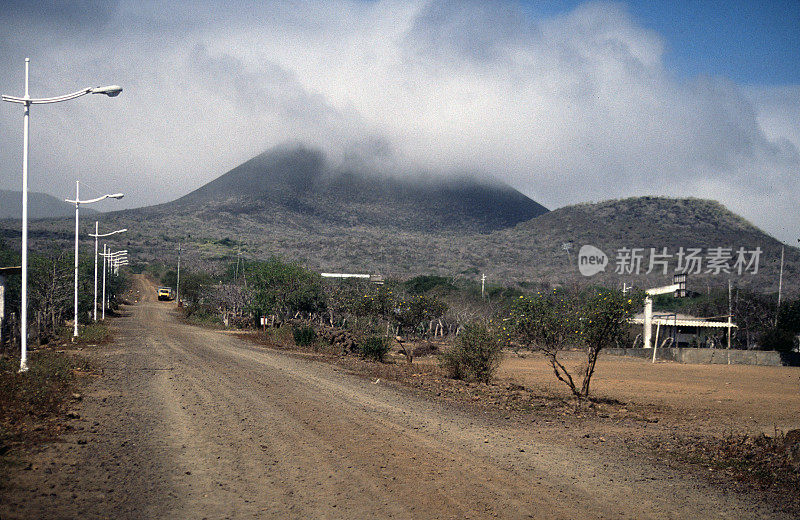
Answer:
(482, 196, 795, 290)
(0, 189, 97, 220)
(1, 146, 796, 296)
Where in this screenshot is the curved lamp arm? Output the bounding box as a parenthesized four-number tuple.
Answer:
(89, 228, 127, 238)
(66, 193, 124, 205)
(3, 85, 122, 105)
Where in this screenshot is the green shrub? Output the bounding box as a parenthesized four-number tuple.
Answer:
(359, 335, 390, 362)
(292, 325, 317, 347)
(439, 322, 502, 384)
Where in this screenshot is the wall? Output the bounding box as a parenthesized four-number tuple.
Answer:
(604, 347, 800, 367)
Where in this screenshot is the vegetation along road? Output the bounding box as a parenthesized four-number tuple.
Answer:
(0, 275, 790, 519)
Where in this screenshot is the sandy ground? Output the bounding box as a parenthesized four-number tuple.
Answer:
(498, 352, 800, 436)
(0, 275, 793, 519)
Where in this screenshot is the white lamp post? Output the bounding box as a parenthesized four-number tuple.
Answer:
(101, 245, 107, 320)
(2, 58, 122, 371)
(88, 223, 126, 321)
(65, 182, 123, 337)
(100, 249, 127, 317)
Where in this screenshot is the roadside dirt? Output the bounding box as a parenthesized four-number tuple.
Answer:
(0, 274, 794, 519)
(498, 352, 800, 437)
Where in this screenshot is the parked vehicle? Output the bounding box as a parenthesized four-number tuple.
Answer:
(158, 287, 175, 301)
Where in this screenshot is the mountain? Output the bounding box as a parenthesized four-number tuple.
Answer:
(162, 145, 548, 234)
(2, 146, 796, 295)
(0, 189, 97, 220)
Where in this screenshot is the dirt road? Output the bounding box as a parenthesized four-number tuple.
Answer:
(0, 275, 789, 519)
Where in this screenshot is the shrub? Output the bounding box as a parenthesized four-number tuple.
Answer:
(759, 327, 795, 352)
(359, 335, 390, 362)
(0, 350, 84, 437)
(439, 322, 502, 384)
(262, 325, 294, 347)
(292, 325, 317, 347)
(77, 322, 111, 345)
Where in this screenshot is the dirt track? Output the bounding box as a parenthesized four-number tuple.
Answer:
(0, 275, 791, 519)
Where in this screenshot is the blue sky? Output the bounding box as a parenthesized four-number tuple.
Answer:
(523, 0, 800, 85)
(0, 1, 798, 242)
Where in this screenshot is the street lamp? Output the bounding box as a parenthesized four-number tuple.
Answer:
(100, 249, 127, 318)
(2, 58, 122, 371)
(88, 223, 126, 321)
(65, 182, 123, 337)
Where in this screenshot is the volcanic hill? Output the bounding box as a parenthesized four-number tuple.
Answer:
(3, 145, 797, 294)
(151, 145, 548, 234)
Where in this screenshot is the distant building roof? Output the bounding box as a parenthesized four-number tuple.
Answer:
(631, 312, 736, 329)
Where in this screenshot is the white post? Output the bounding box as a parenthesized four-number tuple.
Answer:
(777, 245, 784, 326)
(19, 58, 30, 372)
(93, 221, 98, 321)
(3, 58, 121, 366)
(176, 242, 181, 304)
(727, 279, 732, 350)
(102, 244, 107, 320)
(651, 322, 661, 363)
(481, 273, 485, 299)
(643, 296, 653, 349)
(73, 181, 80, 337)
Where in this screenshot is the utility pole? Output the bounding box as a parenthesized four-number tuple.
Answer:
(234, 239, 241, 282)
(481, 273, 486, 299)
(777, 244, 785, 326)
(176, 242, 182, 305)
(102, 244, 107, 320)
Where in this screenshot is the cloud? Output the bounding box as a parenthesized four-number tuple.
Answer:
(0, 0, 797, 242)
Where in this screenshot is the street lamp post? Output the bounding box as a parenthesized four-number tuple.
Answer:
(102, 244, 107, 320)
(89, 223, 126, 321)
(2, 58, 122, 371)
(100, 249, 127, 317)
(65, 182, 123, 337)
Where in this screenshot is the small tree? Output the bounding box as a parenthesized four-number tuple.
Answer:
(394, 294, 447, 363)
(395, 294, 447, 338)
(578, 290, 640, 396)
(508, 291, 582, 395)
(245, 258, 325, 322)
(508, 289, 638, 398)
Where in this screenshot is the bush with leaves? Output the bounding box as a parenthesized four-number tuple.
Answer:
(439, 322, 503, 384)
(292, 324, 317, 347)
(395, 294, 447, 338)
(358, 335, 390, 362)
(246, 257, 325, 322)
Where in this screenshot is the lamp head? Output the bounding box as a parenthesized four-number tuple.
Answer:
(108, 193, 124, 199)
(90, 85, 123, 97)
